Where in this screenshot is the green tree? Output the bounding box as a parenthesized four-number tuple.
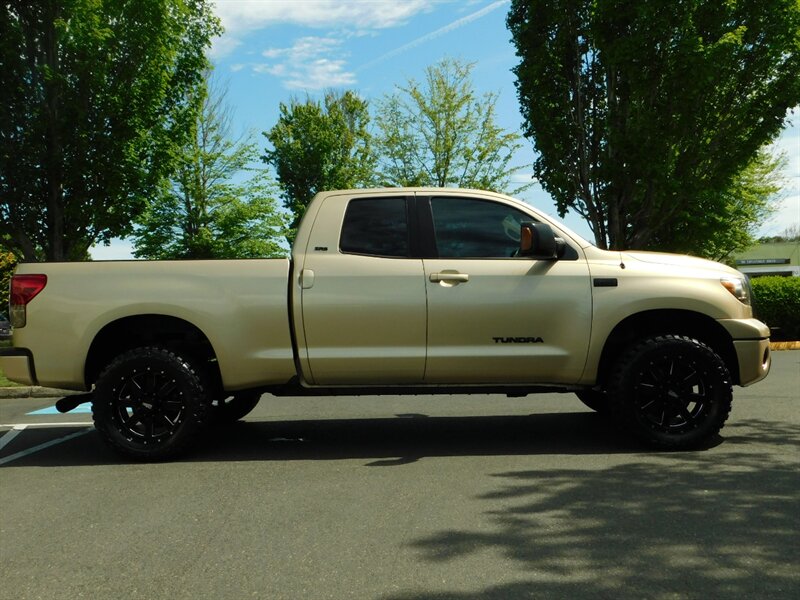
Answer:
(132, 76, 286, 260)
(669, 149, 783, 261)
(262, 90, 375, 234)
(0, 250, 16, 313)
(759, 224, 800, 244)
(0, 0, 220, 262)
(375, 57, 529, 193)
(508, 0, 800, 254)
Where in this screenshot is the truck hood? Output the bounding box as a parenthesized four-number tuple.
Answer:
(622, 251, 741, 276)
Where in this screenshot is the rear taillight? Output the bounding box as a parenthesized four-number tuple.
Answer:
(10, 274, 47, 328)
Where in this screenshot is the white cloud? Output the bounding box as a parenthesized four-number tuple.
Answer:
(211, 1, 506, 89)
(760, 193, 800, 237)
(209, 33, 242, 58)
(90, 238, 136, 261)
(510, 173, 536, 184)
(358, 0, 509, 70)
(261, 48, 286, 59)
(211, 0, 437, 57)
(262, 36, 341, 61)
(286, 59, 357, 90)
(214, 0, 432, 31)
(758, 120, 800, 236)
(253, 63, 287, 77)
(252, 36, 356, 90)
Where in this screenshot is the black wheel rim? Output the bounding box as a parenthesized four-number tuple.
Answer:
(632, 351, 714, 434)
(110, 367, 186, 444)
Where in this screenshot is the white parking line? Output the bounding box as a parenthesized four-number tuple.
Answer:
(0, 425, 27, 451)
(0, 428, 93, 466)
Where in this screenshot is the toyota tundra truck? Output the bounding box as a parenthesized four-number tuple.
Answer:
(1, 188, 771, 459)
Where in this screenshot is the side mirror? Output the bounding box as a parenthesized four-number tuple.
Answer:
(520, 222, 565, 260)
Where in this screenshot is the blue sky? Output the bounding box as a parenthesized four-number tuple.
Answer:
(91, 0, 799, 259)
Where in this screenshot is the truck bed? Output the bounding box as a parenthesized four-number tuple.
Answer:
(10, 259, 297, 390)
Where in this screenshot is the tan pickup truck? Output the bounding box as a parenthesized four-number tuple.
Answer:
(2, 188, 771, 459)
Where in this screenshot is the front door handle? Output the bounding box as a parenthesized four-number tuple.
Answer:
(429, 272, 470, 283)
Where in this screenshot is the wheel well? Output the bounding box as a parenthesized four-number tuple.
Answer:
(597, 310, 740, 386)
(84, 315, 223, 394)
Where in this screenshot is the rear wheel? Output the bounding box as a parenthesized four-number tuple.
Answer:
(209, 391, 261, 424)
(92, 346, 211, 460)
(608, 335, 732, 449)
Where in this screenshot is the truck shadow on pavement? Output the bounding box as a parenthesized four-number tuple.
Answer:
(381, 418, 800, 600)
(201, 411, 646, 465)
(3, 411, 661, 467)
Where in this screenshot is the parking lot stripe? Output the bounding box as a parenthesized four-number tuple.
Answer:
(28, 404, 92, 415)
(0, 425, 27, 451)
(0, 428, 92, 466)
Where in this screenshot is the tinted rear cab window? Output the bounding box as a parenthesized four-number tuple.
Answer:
(339, 198, 409, 258)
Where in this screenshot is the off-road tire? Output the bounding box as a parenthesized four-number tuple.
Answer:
(92, 346, 211, 461)
(209, 391, 262, 424)
(608, 335, 733, 449)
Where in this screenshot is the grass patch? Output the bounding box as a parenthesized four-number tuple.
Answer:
(0, 369, 23, 387)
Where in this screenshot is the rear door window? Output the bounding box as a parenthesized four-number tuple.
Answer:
(340, 198, 409, 258)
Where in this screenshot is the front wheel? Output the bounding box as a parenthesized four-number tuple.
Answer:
(608, 335, 733, 449)
(92, 346, 211, 460)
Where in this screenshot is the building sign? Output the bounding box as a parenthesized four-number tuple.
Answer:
(736, 258, 790, 265)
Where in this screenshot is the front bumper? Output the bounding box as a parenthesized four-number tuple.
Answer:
(718, 319, 771, 386)
(733, 339, 771, 387)
(0, 348, 37, 386)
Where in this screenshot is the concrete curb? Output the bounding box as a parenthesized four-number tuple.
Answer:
(769, 341, 800, 350)
(0, 386, 80, 399)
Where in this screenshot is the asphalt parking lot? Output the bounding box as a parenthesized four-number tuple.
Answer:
(1, 351, 798, 600)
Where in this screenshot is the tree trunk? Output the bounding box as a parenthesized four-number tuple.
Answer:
(43, 3, 65, 262)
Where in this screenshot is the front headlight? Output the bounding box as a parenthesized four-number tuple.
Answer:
(721, 276, 751, 306)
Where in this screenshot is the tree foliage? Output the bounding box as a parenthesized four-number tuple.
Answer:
(262, 90, 375, 233)
(759, 224, 800, 243)
(681, 149, 782, 261)
(0, 0, 220, 262)
(375, 57, 529, 193)
(508, 0, 800, 254)
(132, 76, 286, 260)
(0, 250, 16, 313)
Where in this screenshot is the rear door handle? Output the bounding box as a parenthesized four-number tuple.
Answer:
(300, 269, 315, 289)
(429, 272, 470, 283)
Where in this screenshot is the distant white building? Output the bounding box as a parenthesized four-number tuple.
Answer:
(734, 241, 800, 277)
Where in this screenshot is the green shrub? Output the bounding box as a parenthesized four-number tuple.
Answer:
(751, 276, 800, 340)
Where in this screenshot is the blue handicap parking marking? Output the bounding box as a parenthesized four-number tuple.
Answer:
(27, 404, 92, 415)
